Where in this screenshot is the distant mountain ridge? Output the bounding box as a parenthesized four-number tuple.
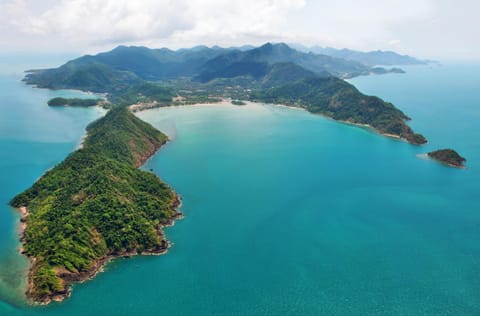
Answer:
(291, 44, 429, 66)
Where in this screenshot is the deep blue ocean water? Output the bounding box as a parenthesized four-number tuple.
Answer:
(0, 61, 479, 315)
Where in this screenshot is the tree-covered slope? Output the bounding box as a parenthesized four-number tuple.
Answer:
(251, 77, 427, 144)
(10, 107, 180, 304)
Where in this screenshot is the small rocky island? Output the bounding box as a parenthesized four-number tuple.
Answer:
(428, 149, 466, 168)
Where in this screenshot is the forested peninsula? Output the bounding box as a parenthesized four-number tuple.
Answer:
(10, 107, 182, 304)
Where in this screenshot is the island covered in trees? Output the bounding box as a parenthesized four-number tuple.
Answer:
(47, 97, 104, 108)
(12, 42, 464, 305)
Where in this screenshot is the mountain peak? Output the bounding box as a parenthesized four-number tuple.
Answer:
(258, 42, 291, 50)
(253, 42, 296, 57)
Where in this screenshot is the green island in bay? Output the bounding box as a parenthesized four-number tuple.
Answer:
(47, 97, 104, 108)
(11, 42, 464, 305)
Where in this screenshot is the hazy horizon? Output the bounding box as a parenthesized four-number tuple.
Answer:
(1, 0, 479, 62)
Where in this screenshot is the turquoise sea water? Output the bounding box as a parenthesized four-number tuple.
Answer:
(0, 62, 479, 315)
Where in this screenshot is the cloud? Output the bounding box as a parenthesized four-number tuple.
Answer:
(286, 0, 435, 49)
(1, 0, 306, 49)
(19, 0, 194, 42)
(1, 0, 479, 60)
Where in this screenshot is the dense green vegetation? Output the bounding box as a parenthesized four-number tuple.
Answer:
(47, 97, 102, 107)
(10, 107, 179, 303)
(251, 77, 427, 144)
(428, 149, 466, 167)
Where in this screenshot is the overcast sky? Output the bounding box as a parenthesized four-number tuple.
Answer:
(0, 0, 478, 61)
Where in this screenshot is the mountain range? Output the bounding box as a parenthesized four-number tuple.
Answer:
(24, 43, 408, 93)
(23, 42, 427, 145)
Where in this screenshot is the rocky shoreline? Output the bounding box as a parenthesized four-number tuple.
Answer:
(18, 196, 183, 305)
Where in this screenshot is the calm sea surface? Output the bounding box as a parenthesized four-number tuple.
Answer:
(0, 61, 479, 315)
